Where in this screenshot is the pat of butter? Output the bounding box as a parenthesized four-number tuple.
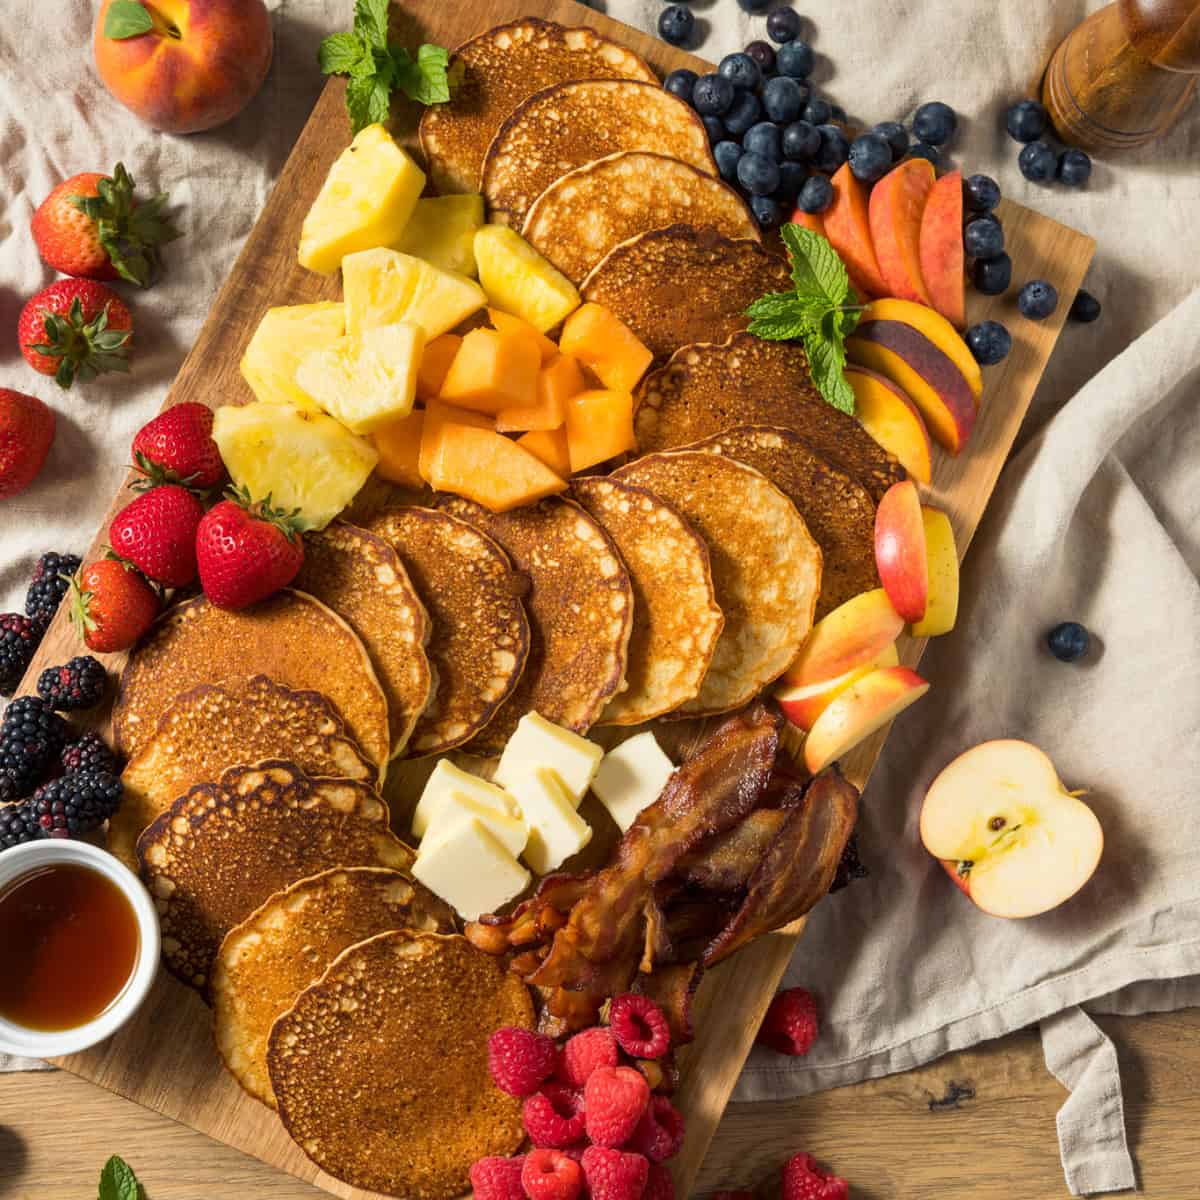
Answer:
(494, 712, 603, 808)
(591, 732, 675, 832)
(412, 760, 517, 839)
(423, 790, 528, 859)
(412, 817, 530, 921)
(509, 767, 593, 876)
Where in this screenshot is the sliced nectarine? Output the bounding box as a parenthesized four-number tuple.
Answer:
(438, 327, 540, 415)
(868, 159, 936, 306)
(418, 399, 494, 482)
(495, 353, 584, 433)
(416, 333, 462, 401)
(861, 298, 982, 401)
(825, 164, 889, 298)
(488, 307, 558, 364)
(425, 424, 567, 511)
(918, 171, 966, 330)
(564, 388, 636, 473)
(789, 209, 827, 237)
(517, 427, 572, 477)
(371, 408, 425, 489)
(558, 303, 654, 394)
(875, 480, 928, 624)
(846, 366, 933, 484)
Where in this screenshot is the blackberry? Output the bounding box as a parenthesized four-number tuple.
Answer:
(37, 656, 108, 711)
(0, 696, 67, 795)
(24, 552, 81, 626)
(0, 801, 38, 849)
(25, 771, 123, 839)
(61, 731, 120, 776)
(1, 613, 43, 696)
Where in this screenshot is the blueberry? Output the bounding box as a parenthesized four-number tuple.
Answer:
(724, 89, 762, 137)
(775, 160, 808, 201)
(766, 6, 803, 43)
(744, 121, 782, 160)
(762, 75, 805, 124)
(872, 121, 909, 162)
(972, 252, 1012, 296)
(813, 124, 850, 173)
(702, 115, 728, 144)
(714, 140, 743, 184)
(1069, 289, 1102, 323)
(912, 100, 957, 146)
(719, 52, 761, 93)
(907, 142, 940, 164)
(664, 68, 698, 104)
(658, 5, 695, 47)
(964, 173, 1001, 212)
(745, 40, 776, 75)
(1018, 140, 1057, 183)
(965, 320, 1012, 366)
(1046, 621, 1090, 662)
(693, 73, 735, 117)
(782, 119, 821, 161)
(737, 0, 771, 11)
(829, 104, 849, 124)
(775, 39, 815, 79)
(801, 96, 832, 126)
(1058, 147, 1092, 187)
(1018, 279, 1058, 320)
(848, 132, 892, 183)
(737, 151, 780, 196)
(964, 216, 1005, 260)
(750, 194, 784, 229)
(796, 173, 834, 214)
(1006, 98, 1048, 143)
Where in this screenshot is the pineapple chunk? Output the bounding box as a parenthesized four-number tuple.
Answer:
(295, 321, 426, 435)
(474, 224, 581, 333)
(240, 303, 345, 411)
(395, 195, 485, 277)
(212, 402, 378, 531)
(342, 247, 486, 340)
(298, 124, 425, 276)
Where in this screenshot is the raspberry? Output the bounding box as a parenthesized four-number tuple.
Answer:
(523, 1083, 587, 1148)
(645, 1162, 677, 1200)
(581, 1146, 649, 1200)
(0, 614, 43, 696)
(757, 988, 819, 1056)
(782, 1153, 849, 1200)
(489, 1026, 559, 1097)
(584, 1065, 650, 1148)
(61, 732, 119, 776)
(470, 1155, 526, 1200)
(627, 1095, 686, 1162)
(609, 993, 672, 1059)
(24, 552, 81, 627)
(558, 1025, 619, 1088)
(37, 655, 108, 711)
(521, 1148, 584, 1200)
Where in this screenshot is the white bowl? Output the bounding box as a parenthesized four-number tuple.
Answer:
(0, 839, 160, 1058)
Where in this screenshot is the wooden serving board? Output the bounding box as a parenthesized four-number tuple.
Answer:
(14, 0, 1094, 1196)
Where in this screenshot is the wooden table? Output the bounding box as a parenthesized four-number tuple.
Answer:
(3, 1007, 1198, 1198)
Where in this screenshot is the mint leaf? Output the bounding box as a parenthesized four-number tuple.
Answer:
(747, 312, 812, 341)
(354, 0, 391, 50)
(780, 223, 851, 310)
(408, 43, 451, 104)
(805, 333, 856, 415)
(98, 1156, 142, 1200)
(104, 0, 153, 39)
(319, 31, 368, 76)
(745, 291, 802, 321)
(345, 71, 392, 133)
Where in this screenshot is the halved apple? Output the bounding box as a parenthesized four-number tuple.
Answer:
(778, 641, 899, 732)
(875, 480, 927, 623)
(846, 366, 933, 484)
(920, 740, 1103, 919)
(782, 587, 905, 690)
(911, 507, 959, 637)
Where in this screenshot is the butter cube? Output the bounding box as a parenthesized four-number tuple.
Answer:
(494, 712, 603, 808)
(412, 760, 518, 840)
(240, 303, 345, 411)
(423, 790, 528, 859)
(591, 732, 675, 833)
(413, 817, 530, 920)
(509, 768, 593, 876)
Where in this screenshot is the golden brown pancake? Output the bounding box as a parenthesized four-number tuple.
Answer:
(364, 507, 530, 757)
(571, 476, 723, 724)
(212, 867, 455, 1109)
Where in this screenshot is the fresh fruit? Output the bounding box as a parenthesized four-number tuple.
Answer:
(18, 770, 124, 841)
(195, 490, 305, 610)
(1069, 289, 1102, 323)
(239, 303, 345, 411)
(874, 480, 928, 622)
(663, 68, 698, 103)
(724, 92, 762, 138)
(94, 0, 272, 134)
(847, 366, 933, 484)
(789, 209, 827, 242)
(767, 7, 803, 42)
(737, 152, 779, 197)
(60, 731, 119, 776)
(109, 484, 205, 587)
(757, 986, 818, 1056)
(370, 409, 424, 489)
(822, 165, 888, 297)
(868, 158, 936, 305)
(24, 552, 82, 626)
(470, 1155, 526, 1200)
(965, 320, 1012, 366)
(131, 402, 223, 489)
(585, 1065, 651, 1147)
(0, 615, 43, 698)
(692, 73, 735, 117)
(873, 120, 909, 161)
(489, 310, 558, 365)
(964, 215, 1005, 261)
(1018, 140, 1057, 183)
(474, 225, 581, 334)
(416, 333, 465, 401)
(1046, 621, 1091, 662)
(518, 427, 572, 478)
(36, 656, 107, 712)
(911, 507, 958, 637)
(777, 40, 815, 78)
(523, 1084, 587, 1148)
(916, 170, 966, 327)
(68, 558, 161, 653)
(0, 697, 66, 799)
(783, 119, 820, 160)
(744, 121, 783, 161)
(745, 41, 776, 73)
(523, 1149, 584, 1200)
(1006, 99, 1049, 143)
(964, 173, 1001, 213)
(418, 400, 494, 481)
(1018, 279, 1059, 320)
(762, 76, 805, 124)
(487, 1027, 559, 1097)
(18, 279, 132, 389)
(628, 1095, 686, 1162)
(658, 5, 694, 47)
(425, 425, 567, 511)
(701, 115, 729, 144)
(782, 588, 905, 692)
(609, 994, 671, 1060)
(796, 174, 833, 214)
(394, 194, 484, 277)
(565, 390, 636, 473)
(912, 100, 957, 145)
(714, 139, 743, 183)
(558, 303, 653, 394)
(782, 1152, 849, 1200)
(211, 401, 378, 531)
(558, 1026, 619, 1089)
(0, 390, 55, 499)
(778, 642, 900, 732)
(801, 96, 832, 125)
(581, 1147, 650, 1200)
(812, 124, 850, 173)
(859, 298, 983, 400)
(920, 740, 1103, 918)
(847, 132, 892, 183)
(438, 327, 540, 415)
(906, 142, 940, 164)
(973, 252, 1012, 295)
(496, 354, 584, 434)
(298, 124, 424, 275)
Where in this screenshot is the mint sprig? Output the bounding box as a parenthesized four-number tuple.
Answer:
(745, 223, 863, 415)
(98, 1156, 143, 1200)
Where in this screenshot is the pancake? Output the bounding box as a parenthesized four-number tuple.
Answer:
(580, 225, 790, 362)
(571, 476, 723, 724)
(634, 332, 906, 500)
(364, 508, 530, 757)
(110, 676, 376, 871)
(522, 152, 759, 286)
(268, 931, 532, 1199)
(438, 496, 633, 754)
(419, 18, 657, 195)
(613, 452, 821, 717)
(213, 867, 455, 1109)
(113, 590, 391, 774)
(686, 426, 879, 618)
(293, 523, 432, 759)
(137, 761, 414, 993)
(482, 81, 716, 229)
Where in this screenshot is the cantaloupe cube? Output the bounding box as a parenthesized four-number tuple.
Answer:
(558, 303, 653, 393)
(474, 224, 581, 333)
(438, 327, 540, 415)
(418, 400, 494, 483)
(565, 389, 636, 473)
(426, 425, 567, 511)
(417, 334, 462, 400)
(517, 428, 572, 478)
(371, 409, 425, 489)
(495, 354, 584, 433)
(488, 308, 557, 364)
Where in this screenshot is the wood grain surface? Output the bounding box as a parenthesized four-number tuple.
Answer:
(7, 0, 1094, 1197)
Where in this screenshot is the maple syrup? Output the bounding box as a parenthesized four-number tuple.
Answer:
(0, 861, 140, 1032)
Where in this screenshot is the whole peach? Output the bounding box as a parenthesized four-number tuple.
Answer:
(93, 0, 273, 134)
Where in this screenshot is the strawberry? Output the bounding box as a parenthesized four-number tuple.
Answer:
(109, 484, 205, 588)
(31, 162, 180, 286)
(68, 559, 160, 653)
(131, 402, 224, 490)
(195, 489, 305, 610)
(0, 389, 55, 499)
(18, 279, 133, 390)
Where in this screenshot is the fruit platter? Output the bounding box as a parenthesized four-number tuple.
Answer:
(0, 0, 1099, 1197)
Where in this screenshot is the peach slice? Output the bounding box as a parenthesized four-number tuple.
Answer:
(777, 642, 899, 732)
(846, 366, 933, 484)
(875, 480, 927, 623)
(861, 298, 983, 402)
(918, 171, 966, 329)
(911, 507, 959, 637)
(824, 164, 889, 298)
(804, 665, 930, 774)
(868, 159, 936, 306)
(782, 587, 906, 690)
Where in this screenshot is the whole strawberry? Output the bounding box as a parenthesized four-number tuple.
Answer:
(132, 402, 224, 490)
(18, 279, 133, 389)
(196, 489, 304, 610)
(68, 559, 160, 653)
(0, 389, 55, 498)
(31, 163, 180, 286)
(109, 484, 205, 588)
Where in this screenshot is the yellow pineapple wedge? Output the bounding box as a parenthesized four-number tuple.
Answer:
(295, 321, 426, 435)
(212, 402, 378, 530)
(240, 303, 345, 411)
(298, 124, 425, 276)
(473, 224, 581, 333)
(342, 247, 485, 339)
(395, 195, 485, 277)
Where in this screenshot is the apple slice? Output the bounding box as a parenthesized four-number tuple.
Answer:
(920, 740, 1103, 919)
(875, 481, 927, 623)
(777, 642, 899, 732)
(804, 665, 930, 774)
(782, 587, 905, 689)
(846, 366, 933, 484)
(918, 170, 966, 330)
(911, 507, 958, 637)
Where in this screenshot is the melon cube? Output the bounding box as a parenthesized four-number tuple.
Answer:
(564, 389, 636, 473)
(495, 354, 584, 433)
(558, 303, 653, 393)
(394, 194, 484, 277)
(488, 308, 558, 364)
(438, 327, 540, 415)
(240, 303, 345, 411)
(474, 224, 581, 333)
(517, 428, 572, 478)
(417, 334, 463, 400)
(371, 409, 424, 489)
(425, 425, 567, 511)
(418, 400, 494, 483)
